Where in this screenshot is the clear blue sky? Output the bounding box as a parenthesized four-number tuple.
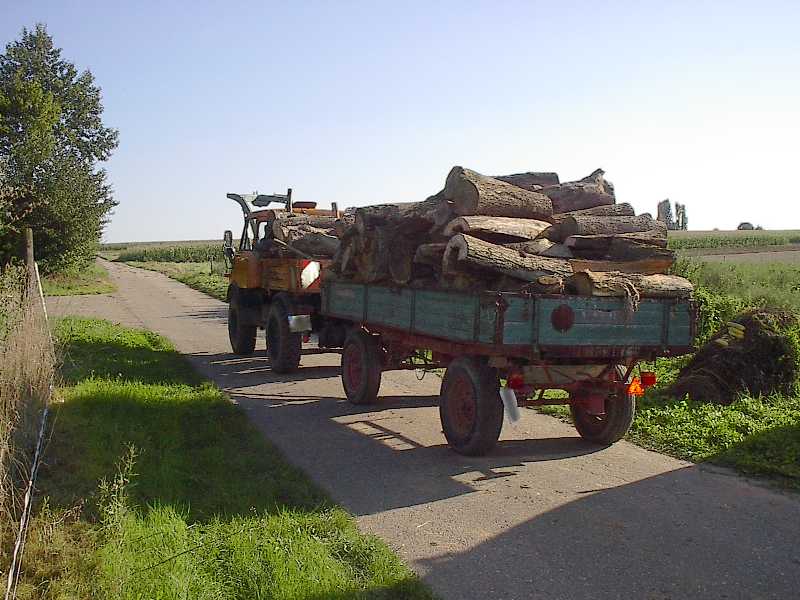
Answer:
(3, 1, 799, 241)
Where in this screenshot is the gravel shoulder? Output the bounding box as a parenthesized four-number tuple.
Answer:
(47, 259, 800, 600)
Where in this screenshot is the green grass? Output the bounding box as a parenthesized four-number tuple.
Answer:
(673, 259, 800, 312)
(667, 230, 800, 250)
(20, 317, 432, 599)
(125, 261, 229, 301)
(41, 263, 115, 296)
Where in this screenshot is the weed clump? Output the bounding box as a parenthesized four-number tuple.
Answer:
(671, 309, 800, 404)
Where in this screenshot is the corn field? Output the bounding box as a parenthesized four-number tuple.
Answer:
(117, 244, 225, 263)
(0, 266, 55, 570)
(668, 232, 800, 250)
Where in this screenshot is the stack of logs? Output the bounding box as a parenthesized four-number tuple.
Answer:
(284, 166, 693, 299)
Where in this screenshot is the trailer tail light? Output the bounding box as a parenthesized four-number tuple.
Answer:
(626, 377, 645, 396)
(641, 371, 657, 388)
(507, 372, 525, 390)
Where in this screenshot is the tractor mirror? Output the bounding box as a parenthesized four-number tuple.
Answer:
(223, 230, 233, 248)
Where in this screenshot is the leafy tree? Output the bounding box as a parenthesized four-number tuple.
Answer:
(0, 24, 118, 271)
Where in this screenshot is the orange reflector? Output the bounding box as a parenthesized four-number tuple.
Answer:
(626, 377, 645, 396)
(641, 371, 657, 387)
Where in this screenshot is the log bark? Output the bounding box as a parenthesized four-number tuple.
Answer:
(413, 243, 448, 269)
(444, 167, 553, 219)
(353, 228, 392, 283)
(354, 195, 441, 235)
(570, 257, 674, 275)
(278, 226, 340, 257)
(551, 202, 635, 221)
(273, 217, 336, 241)
(606, 238, 675, 262)
(558, 215, 667, 240)
(494, 172, 560, 190)
(504, 239, 573, 258)
(443, 216, 551, 240)
(540, 168, 615, 213)
(565, 230, 669, 255)
(567, 271, 694, 299)
(444, 234, 573, 282)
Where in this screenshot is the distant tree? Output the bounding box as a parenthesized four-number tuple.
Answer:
(738, 222, 754, 230)
(0, 24, 118, 272)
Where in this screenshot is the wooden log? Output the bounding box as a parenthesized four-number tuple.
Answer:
(353, 228, 392, 283)
(443, 216, 551, 240)
(541, 168, 615, 213)
(413, 243, 448, 269)
(444, 167, 553, 219)
(431, 195, 455, 233)
(565, 230, 669, 254)
(443, 234, 573, 282)
(354, 195, 440, 235)
(607, 238, 675, 262)
(273, 218, 336, 242)
(278, 225, 340, 257)
(567, 271, 693, 299)
(558, 215, 667, 240)
(494, 172, 560, 190)
(570, 257, 674, 275)
(551, 202, 635, 221)
(504, 239, 573, 258)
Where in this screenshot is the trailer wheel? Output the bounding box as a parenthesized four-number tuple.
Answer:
(440, 357, 503, 456)
(266, 294, 302, 373)
(228, 286, 257, 356)
(341, 330, 382, 405)
(571, 366, 636, 445)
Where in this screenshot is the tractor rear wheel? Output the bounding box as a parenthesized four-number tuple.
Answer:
(341, 329, 382, 405)
(228, 287, 257, 356)
(439, 357, 503, 456)
(570, 366, 636, 445)
(266, 294, 302, 373)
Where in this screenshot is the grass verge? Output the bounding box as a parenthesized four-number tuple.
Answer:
(124, 261, 228, 301)
(41, 263, 115, 296)
(20, 317, 432, 599)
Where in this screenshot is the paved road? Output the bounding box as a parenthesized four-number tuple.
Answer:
(48, 260, 800, 600)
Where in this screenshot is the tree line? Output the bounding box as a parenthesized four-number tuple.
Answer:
(0, 24, 117, 273)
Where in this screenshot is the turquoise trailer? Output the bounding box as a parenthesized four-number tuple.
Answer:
(321, 280, 696, 456)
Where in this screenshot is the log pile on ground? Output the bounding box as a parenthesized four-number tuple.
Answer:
(670, 310, 800, 404)
(322, 165, 691, 299)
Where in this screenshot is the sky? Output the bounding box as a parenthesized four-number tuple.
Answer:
(2, 0, 799, 241)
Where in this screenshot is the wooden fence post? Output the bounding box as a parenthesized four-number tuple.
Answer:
(24, 227, 35, 282)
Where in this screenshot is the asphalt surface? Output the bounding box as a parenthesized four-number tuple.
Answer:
(48, 260, 800, 600)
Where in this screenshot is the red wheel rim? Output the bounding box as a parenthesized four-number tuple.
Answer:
(344, 343, 363, 390)
(447, 376, 476, 438)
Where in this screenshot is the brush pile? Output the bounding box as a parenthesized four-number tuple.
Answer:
(327, 166, 692, 299)
(670, 310, 800, 404)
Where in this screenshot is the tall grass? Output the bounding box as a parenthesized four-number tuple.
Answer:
(0, 267, 56, 568)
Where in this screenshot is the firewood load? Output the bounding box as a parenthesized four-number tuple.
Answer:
(327, 165, 692, 300)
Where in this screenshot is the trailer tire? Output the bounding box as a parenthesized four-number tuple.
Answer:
(266, 294, 302, 373)
(341, 330, 382, 405)
(228, 286, 257, 356)
(570, 366, 635, 445)
(440, 357, 503, 456)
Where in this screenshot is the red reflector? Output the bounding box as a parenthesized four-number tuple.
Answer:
(626, 377, 644, 396)
(641, 371, 657, 387)
(507, 373, 525, 390)
(550, 304, 575, 332)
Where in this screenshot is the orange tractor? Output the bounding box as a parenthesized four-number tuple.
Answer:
(222, 190, 348, 372)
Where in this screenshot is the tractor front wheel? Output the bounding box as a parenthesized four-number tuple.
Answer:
(266, 294, 302, 373)
(228, 287, 257, 356)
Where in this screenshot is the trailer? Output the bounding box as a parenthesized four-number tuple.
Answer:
(321, 279, 695, 455)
